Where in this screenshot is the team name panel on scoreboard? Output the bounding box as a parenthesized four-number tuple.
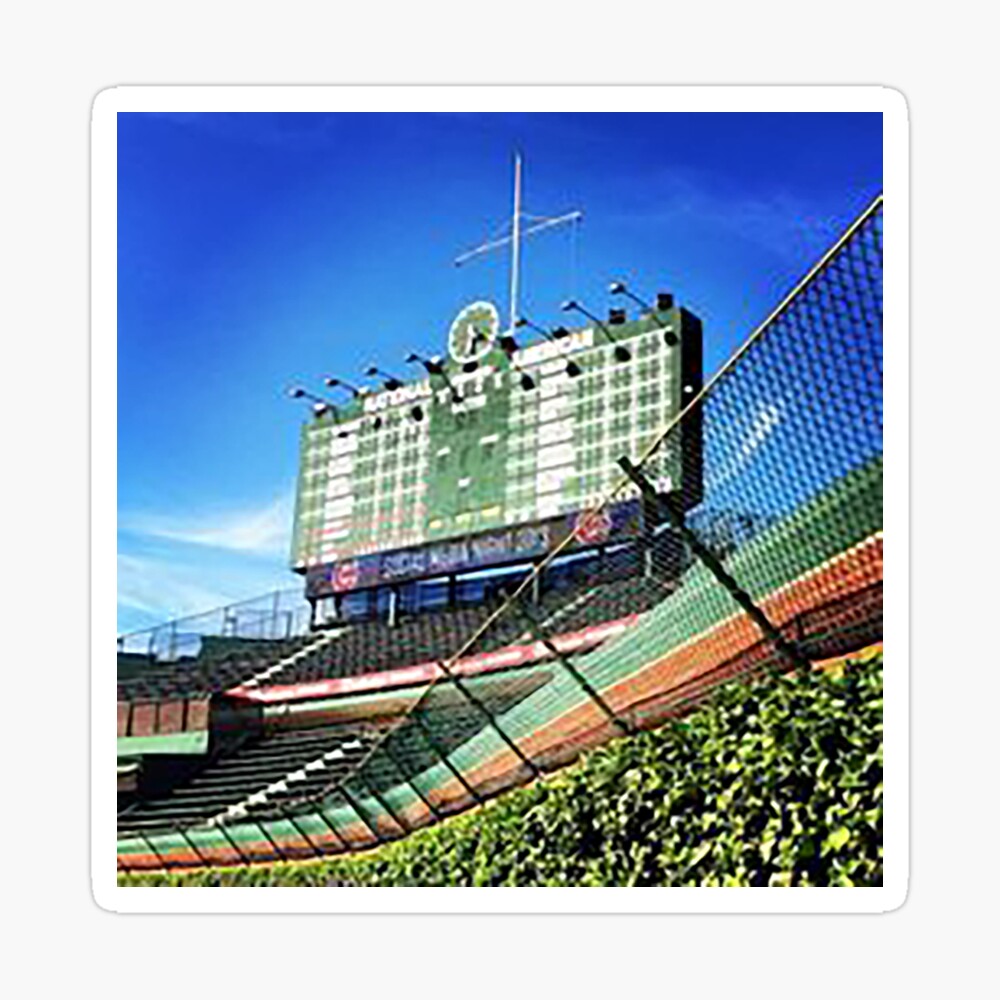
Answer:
(292, 307, 702, 592)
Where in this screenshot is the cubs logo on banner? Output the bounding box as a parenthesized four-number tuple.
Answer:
(573, 506, 613, 545)
(332, 560, 359, 592)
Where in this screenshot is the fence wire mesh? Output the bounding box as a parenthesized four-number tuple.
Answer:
(118, 587, 314, 660)
(117, 196, 883, 871)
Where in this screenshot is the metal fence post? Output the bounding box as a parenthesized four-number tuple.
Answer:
(210, 819, 252, 867)
(337, 785, 384, 845)
(382, 738, 444, 821)
(124, 829, 169, 872)
(172, 822, 211, 869)
(274, 803, 325, 860)
(248, 816, 293, 863)
(306, 800, 352, 853)
(355, 774, 411, 837)
(278, 791, 352, 855)
(411, 711, 485, 806)
(434, 658, 542, 779)
(619, 456, 812, 675)
(271, 590, 281, 641)
(509, 597, 631, 736)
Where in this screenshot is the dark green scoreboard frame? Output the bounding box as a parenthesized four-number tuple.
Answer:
(293, 304, 702, 596)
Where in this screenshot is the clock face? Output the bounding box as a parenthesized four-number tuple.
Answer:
(448, 301, 499, 364)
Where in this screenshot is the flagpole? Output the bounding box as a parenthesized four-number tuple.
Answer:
(509, 152, 522, 332)
(454, 153, 581, 322)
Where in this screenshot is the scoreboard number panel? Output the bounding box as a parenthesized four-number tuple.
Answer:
(291, 300, 702, 589)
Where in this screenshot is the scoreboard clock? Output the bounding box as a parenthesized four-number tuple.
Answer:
(291, 298, 702, 593)
(448, 301, 499, 364)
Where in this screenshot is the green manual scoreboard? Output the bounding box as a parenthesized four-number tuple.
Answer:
(292, 299, 702, 595)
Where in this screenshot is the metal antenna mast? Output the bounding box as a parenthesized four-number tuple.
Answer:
(510, 152, 522, 335)
(455, 153, 582, 331)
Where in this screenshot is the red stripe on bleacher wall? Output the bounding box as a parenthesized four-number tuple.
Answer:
(225, 616, 639, 706)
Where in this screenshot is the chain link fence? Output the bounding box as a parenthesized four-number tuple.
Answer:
(117, 587, 313, 661)
(118, 195, 883, 870)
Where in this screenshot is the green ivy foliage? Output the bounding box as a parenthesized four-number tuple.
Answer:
(120, 653, 883, 887)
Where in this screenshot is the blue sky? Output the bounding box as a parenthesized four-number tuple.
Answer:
(117, 111, 882, 635)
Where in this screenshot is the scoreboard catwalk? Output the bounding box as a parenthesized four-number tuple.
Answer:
(292, 298, 702, 597)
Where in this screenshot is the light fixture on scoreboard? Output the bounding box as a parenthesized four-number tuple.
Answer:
(405, 352, 464, 404)
(286, 385, 353, 433)
(287, 385, 337, 409)
(324, 376, 367, 398)
(405, 352, 444, 375)
(562, 300, 632, 363)
(514, 317, 583, 379)
(364, 366, 406, 391)
(515, 315, 563, 343)
(608, 280, 643, 307)
(609, 282, 679, 346)
(496, 334, 537, 391)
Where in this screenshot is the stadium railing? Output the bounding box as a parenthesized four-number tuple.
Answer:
(118, 587, 314, 661)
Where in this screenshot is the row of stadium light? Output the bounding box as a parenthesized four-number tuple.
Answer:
(288, 282, 676, 428)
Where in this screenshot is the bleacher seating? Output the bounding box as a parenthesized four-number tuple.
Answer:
(533, 573, 674, 633)
(116, 719, 391, 836)
(264, 548, 674, 687)
(116, 636, 313, 701)
(116, 544, 682, 715)
(117, 667, 553, 837)
(281, 604, 509, 684)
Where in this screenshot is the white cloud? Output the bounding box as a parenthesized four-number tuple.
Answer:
(117, 553, 235, 620)
(116, 550, 297, 637)
(117, 489, 301, 634)
(121, 492, 293, 557)
(611, 172, 841, 262)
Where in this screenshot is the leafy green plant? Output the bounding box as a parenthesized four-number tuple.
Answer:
(120, 653, 883, 887)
